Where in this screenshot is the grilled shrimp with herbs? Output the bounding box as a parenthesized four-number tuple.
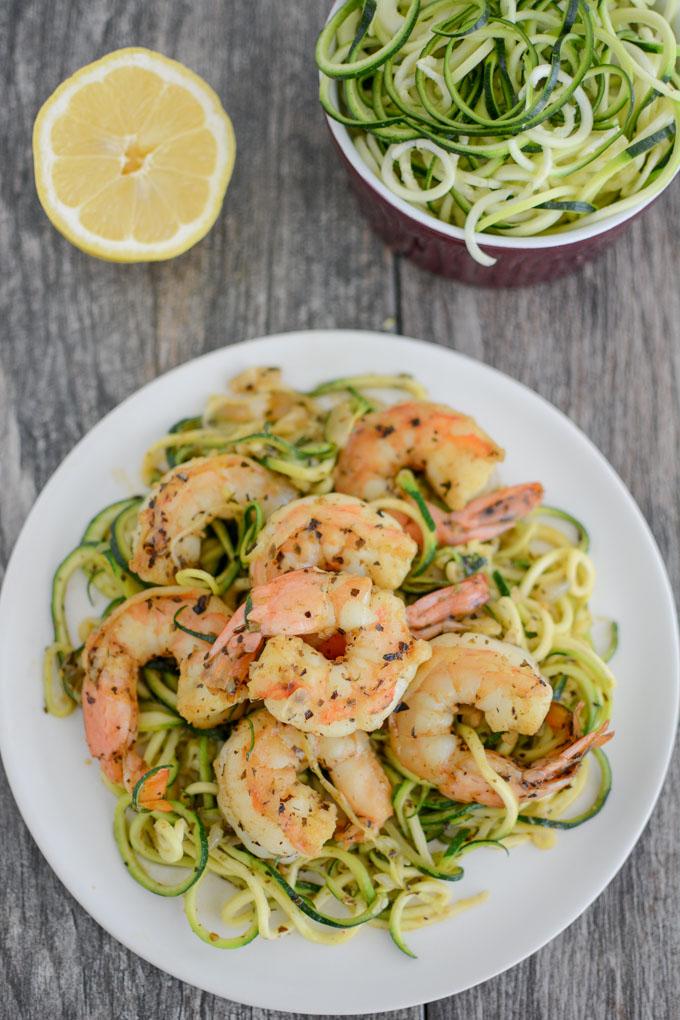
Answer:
(211, 568, 432, 736)
(248, 492, 417, 589)
(214, 709, 392, 859)
(390, 633, 612, 806)
(130, 454, 296, 585)
(82, 589, 243, 788)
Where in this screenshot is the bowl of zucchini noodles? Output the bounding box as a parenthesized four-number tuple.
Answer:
(317, 0, 680, 285)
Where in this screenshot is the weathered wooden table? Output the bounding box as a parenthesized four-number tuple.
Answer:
(2, 2, 678, 1018)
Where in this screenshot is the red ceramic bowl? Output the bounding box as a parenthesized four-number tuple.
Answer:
(322, 52, 673, 286)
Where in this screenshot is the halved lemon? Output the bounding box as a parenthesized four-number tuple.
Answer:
(33, 48, 235, 262)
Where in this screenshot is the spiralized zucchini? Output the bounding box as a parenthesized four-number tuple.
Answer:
(46, 367, 614, 955)
(317, 0, 680, 265)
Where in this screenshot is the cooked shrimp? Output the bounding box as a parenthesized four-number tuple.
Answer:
(248, 493, 417, 589)
(212, 568, 375, 652)
(406, 572, 491, 639)
(335, 401, 504, 511)
(215, 711, 334, 859)
(130, 454, 297, 585)
(210, 568, 431, 736)
(214, 710, 392, 859)
(82, 588, 247, 788)
(389, 632, 612, 806)
(425, 482, 544, 545)
(208, 366, 322, 436)
(313, 729, 393, 842)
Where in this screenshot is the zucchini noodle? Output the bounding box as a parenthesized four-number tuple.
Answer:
(45, 367, 615, 957)
(317, 0, 680, 265)
(457, 723, 519, 838)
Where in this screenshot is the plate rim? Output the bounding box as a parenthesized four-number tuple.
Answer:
(1, 328, 678, 1013)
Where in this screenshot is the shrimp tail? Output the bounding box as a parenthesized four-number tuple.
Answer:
(407, 573, 491, 638)
(125, 754, 174, 812)
(431, 482, 544, 545)
(455, 721, 613, 807)
(96, 747, 173, 812)
(207, 602, 264, 679)
(523, 720, 613, 787)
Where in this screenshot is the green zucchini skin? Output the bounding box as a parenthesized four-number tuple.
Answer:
(316, 0, 421, 80)
(131, 763, 178, 811)
(108, 498, 143, 572)
(540, 506, 590, 551)
(492, 569, 511, 597)
(389, 894, 418, 958)
(114, 795, 208, 896)
(396, 469, 437, 578)
(82, 496, 142, 544)
(184, 880, 259, 948)
(172, 606, 217, 643)
(519, 749, 612, 829)
(166, 416, 203, 468)
(261, 859, 389, 928)
(51, 543, 115, 647)
(224, 846, 388, 930)
(143, 667, 180, 713)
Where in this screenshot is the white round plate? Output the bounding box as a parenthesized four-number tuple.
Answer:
(0, 331, 677, 1014)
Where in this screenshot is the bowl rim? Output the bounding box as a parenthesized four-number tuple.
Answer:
(320, 4, 675, 251)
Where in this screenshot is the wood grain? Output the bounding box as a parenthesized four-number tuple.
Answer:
(1, 1, 678, 1018)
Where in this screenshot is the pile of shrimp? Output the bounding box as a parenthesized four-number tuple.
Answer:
(45, 368, 615, 954)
